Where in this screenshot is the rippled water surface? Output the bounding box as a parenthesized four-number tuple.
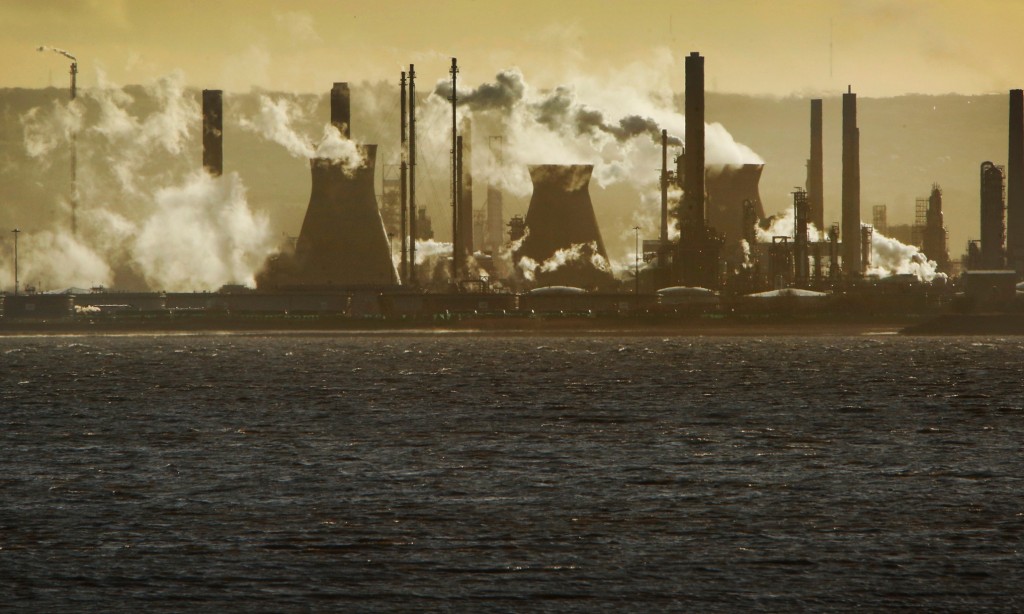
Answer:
(1, 334, 1023, 611)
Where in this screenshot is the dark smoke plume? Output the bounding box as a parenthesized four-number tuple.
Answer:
(434, 69, 680, 146)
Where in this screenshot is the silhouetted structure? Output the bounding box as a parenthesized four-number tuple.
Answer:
(842, 86, 861, 277)
(807, 99, 824, 231)
(793, 189, 810, 285)
(1009, 89, 1024, 273)
(515, 165, 614, 289)
(675, 51, 723, 289)
(980, 161, 1006, 269)
(408, 65, 418, 284)
(922, 184, 950, 273)
(202, 89, 223, 176)
(257, 84, 398, 289)
(703, 164, 766, 245)
(459, 121, 474, 270)
(331, 82, 351, 138)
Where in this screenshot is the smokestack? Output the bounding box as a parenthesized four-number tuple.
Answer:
(408, 65, 417, 285)
(202, 90, 223, 177)
(980, 161, 1006, 269)
(400, 72, 408, 283)
(454, 134, 463, 280)
(660, 129, 668, 267)
(842, 86, 861, 276)
(331, 82, 351, 138)
(486, 136, 504, 254)
(449, 58, 459, 282)
(808, 99, 824, 231)
(460, 120, 474, 270)
(681, 51, 705, 237)
(1008, 89, 1023, 272)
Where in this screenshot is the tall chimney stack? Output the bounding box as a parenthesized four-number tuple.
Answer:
(460, 120, 474, 267)
(842, 85, 861, 276)
(808, 99, 824, 231)
(1008, 89, 1023, 272)
(202, 89, 223, 177)
(331, 82, 351, 138)
(408, 65, 417, 285)
(681, 51, 705, 237)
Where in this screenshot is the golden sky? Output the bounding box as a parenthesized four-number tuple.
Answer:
(3, 0, 1024, 97)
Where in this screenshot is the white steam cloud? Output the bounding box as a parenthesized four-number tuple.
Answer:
(237, 94, 364, 173)
(757, 207, 942, 282)
(10, 71, 273, 292)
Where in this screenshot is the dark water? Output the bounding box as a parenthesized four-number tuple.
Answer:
(1, 333, 1023, 612)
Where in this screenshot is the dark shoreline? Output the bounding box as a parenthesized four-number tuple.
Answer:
(0, 313, 939, 337)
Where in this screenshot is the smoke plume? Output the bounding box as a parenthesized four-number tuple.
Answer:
(13, 71, 274, 292)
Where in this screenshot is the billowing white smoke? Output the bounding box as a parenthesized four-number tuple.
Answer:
(430, 65, 761, 197)
(134, 172, 271, 289)
(12, 71, 274, 292)
(868, 232, 943, 282)
(756, 206, 824, 243)
(517, 241, 610, 282)
(237, 94, 363, 173)
(757, 207, 943, 282)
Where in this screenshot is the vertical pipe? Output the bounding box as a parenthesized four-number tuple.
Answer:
(809, 99, 823, 231)
(660, 129, 668, 270)
(400, 72, 408, 283)
(454, 135, 463, 281)
(70, 61, 78, 236)
(12, 228, 19, 296)
(461, 119, 474, 259)
(202, 89, 223, 177)
(842, 86, 860, 277)
(408, 65, 417, 285)
(682, 51, 705, 236)
(331, 82, 351, 138)
(450, 58, 459, 283)
(1008, 89, 1023, 272)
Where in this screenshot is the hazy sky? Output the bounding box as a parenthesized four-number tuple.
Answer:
(3, 0, 1024, 97)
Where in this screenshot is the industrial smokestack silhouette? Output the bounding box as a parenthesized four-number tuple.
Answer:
(202, 89, 223, 176)
(842, 86, 861, 276)
(681, 51, 705, 236)
(1008, 89, 1023, 272)
(516, 165, 613, 288)
(459, 120, 474, 270)
(808, 99, 823, 231)
(331, 82, 351, 138)
(980, 161, 1006, 269)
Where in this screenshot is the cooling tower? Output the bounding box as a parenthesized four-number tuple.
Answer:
(515, 165, 614, 289)
(704, 164, 766, 243)
(289, 145, 399, 286)
(202, 89, 223, 176)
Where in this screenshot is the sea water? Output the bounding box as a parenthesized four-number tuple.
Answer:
(1, 334, 1022, 611)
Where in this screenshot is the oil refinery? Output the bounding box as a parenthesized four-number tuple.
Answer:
(3, 51, 1023, 331)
